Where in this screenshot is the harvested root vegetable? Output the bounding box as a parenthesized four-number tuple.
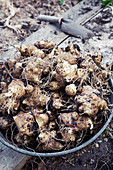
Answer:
(59, 112, 93, 131)
(48, 121, 56, 130)
(23, 86, 50, 107)
(12, 62, 23, 77)
(59, 52, 78, 65)
(22, 58, 43, 83)
(34, 40, 55, 49)
(31, 49, 45, 59)
(92, 52, 102, 65)
(7, 79, 25, 98)
(0, 117, 11, 130)
(7, 58, 16, 69)
(19, 44, 37, 56)
(75, 116, 93, 130)
(59, 112, 78, 127)
(13, 111, 37, 136)
(0, 82, 7, 90)
(65, 84, 77, 96)
(76, 68, 87, 82)
(80, 55, 99, 72)
(49, 81, 61, 91)
(0, 93, 20, 112)
(32, 109, 49, 130)
(15, 133, 35, 144)
(75, 85, 108, 116)
(38, 130, 63, 151)
(60, 127, 77, 142)
(56, 60, 77, 83)
(25, 84, 34, 94)
(52, 98, 63, 110)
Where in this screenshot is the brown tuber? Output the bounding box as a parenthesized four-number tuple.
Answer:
(59, 112, 93, 131)
(56, 60, 77, 83)
(75, 85, 108, 116)
(19, 44, 37, 56)
(32, 109, 49, 130)
(0, 117, 11, 130)
(65, 84, 77, 96)
(38, 130, 63, 151)
(23, 86, 50, 107)
(60, 127, 77, 142)
(7, 79, 25, 98)
(13, 111, 37, 136)
(22, 58, 43, 83)
(59, 112, 78, 127)
(34, 40, 55, 49)
(49, 81, 62, 91)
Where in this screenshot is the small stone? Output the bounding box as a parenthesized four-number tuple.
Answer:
(104, 138, 108, 142)
(95, 143, 99, 148)
(98, 140, 102, 143)
(90, 159, 95, 165)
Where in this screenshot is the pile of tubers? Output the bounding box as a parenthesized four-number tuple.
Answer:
(0, 40, 112, 152)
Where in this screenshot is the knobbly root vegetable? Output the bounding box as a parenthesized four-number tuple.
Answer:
(58, 52, 78, 65)
(49, 81, 62, 91)
(7, 58, 16, 69)
(0, 82, 7, 90)
(80, 55, 99, 72)
(12, 62, 23, 77)
(60, 127, 77, 142)
(92, 52, 102, 65)
(48, 121, 56, 130)
(7, 79, 25, 98)
(52, 98, 63, 110)
(65, 84, 77, 96)
(18, 44, 38, 56)
(32, 109, 49, 130)
(56, 60, 77, 83)
(76, 68, 86, 82)
(59, 112, 93, 131)
(15, 133, 35, 144)
(59, 112, 78, 127)
(22, 58, 43, 83)
(23, 86, 50, 107)
(38, 130, 63, 151)
(31, 49, 45, 59)
(34, 40, 55, 49)
(75, 116, 93, 130)
(74, 85, 108, 116)
(0, 117, 11, 130)
(13, 111, 37, 136)
(0, 93, 20, 113)
(25, 84, 34, 94)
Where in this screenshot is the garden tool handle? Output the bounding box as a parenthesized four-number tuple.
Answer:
(37, 15, 63, 24)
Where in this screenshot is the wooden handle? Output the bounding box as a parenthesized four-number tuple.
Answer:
(37, 15, 61, 24)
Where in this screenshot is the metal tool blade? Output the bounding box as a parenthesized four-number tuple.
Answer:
(61, 20, 94, 41)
